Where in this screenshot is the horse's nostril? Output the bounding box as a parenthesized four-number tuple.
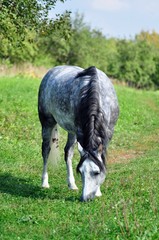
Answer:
(80, 193, 94, 202)
(80, 196, 85, 202)
(80, 196, 89, 202)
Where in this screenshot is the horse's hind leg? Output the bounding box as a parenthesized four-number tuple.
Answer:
(40, 115, 57, 188)
(64, 133, 78, 190)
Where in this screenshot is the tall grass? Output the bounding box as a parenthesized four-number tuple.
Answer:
(0, 76, 159, 239)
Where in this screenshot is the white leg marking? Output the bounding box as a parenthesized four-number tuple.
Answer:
(67, 152, 78, 190)
(42, 166, 50, 188)
(95, 187, 102, 197)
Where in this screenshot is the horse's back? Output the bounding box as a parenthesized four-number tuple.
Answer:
(39, 66, 83, 108)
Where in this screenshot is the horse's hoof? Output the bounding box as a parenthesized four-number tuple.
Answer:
(95, 188, 102, 197)
(42, 183, 50, 188)
(72, 186, 78, 191)
(68, 184, 78, 190)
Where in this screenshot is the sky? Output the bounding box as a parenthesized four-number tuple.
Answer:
(50, 0, 159, 38)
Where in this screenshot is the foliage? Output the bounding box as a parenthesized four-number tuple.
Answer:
(66, 13, 119, 74)
(35, 12, 72, 66)
(0, 76, 159, 239)
(136, 31, 159, 88)
(116, 39, 156, 88)
(0, 0, 71, 63)
(35, 13, 159, 89)
(0, 4, 159, 89)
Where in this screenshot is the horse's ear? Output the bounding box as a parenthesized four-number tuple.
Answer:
(78, 142, 85, 156)
(98, 143, 103, 154)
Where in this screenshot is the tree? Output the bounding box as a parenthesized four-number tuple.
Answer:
(36, 13, 71, 66)
(67, 12, 118, 74)
(136, 31, 159, 88)
(0, 0, 71, 63)
(116, 39, 157, 88)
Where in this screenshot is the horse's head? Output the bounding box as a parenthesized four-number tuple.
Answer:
(77, 143, 106, 201)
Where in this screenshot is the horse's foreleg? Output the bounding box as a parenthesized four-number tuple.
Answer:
(64, 133, 78, 190)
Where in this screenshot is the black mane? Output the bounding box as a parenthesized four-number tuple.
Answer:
(75, 66, 107, 172)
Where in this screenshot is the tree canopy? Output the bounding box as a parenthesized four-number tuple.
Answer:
(0, 4, 159, 89)
(0, 0, 71, 62)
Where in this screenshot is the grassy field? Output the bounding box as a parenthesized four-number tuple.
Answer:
(0, 76, 159, 240)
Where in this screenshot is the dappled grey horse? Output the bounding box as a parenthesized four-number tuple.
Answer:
(38, 66, 119, 201)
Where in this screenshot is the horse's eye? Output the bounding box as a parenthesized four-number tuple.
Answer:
(92, 171, 100, 176)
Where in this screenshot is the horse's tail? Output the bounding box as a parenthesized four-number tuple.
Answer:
(48, 125, 60, 167)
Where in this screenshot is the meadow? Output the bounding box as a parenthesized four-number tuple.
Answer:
(0, 76, 159, 240)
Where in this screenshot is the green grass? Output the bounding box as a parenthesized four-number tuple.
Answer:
(0, 76, 159, 240)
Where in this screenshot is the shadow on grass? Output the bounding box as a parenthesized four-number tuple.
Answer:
(0, 173, 80, 202)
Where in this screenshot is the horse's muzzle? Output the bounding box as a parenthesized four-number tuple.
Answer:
(80, 191, 96, 202)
